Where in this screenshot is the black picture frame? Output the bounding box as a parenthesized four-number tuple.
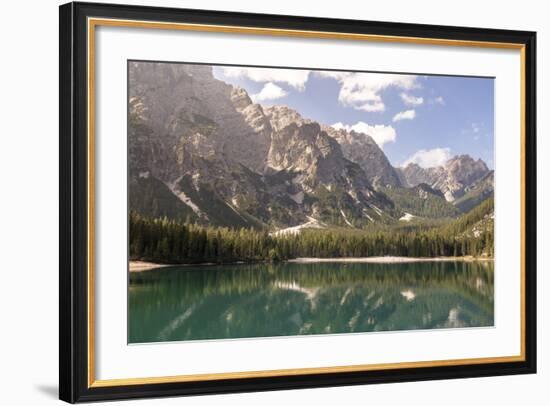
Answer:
(59, 1, 537, 403)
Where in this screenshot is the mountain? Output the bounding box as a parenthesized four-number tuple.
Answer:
(453, 170, 494, 213)
(129, 62, 397, 230)
(323, 126, 403, 189)
(129, 62, 494, 231)
(397, 155, 491, 203)
(441, 198, 494, 255)
(383, 183, 461, 219)
(397, 163, 443, 188)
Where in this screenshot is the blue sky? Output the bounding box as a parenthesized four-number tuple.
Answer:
(213, 65, 494, 169)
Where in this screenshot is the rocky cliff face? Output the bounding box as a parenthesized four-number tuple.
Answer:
(453, 170, 494, 213)
(398, 155, 490, 202)
(324, 126, 403, 189)
(130, 63, 275, 174)
(129, 62, 397, 229)
(397, 163, 443, 188)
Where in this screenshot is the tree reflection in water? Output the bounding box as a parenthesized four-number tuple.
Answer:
(129, 261, 494, 343)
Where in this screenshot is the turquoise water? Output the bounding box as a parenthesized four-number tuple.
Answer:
(128, 261, 494, 343)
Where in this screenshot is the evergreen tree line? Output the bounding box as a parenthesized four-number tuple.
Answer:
(129, 199, 494, 264)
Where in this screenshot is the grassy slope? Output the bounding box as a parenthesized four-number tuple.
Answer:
(453, 172, 494, 213)
(383, 184, 461, 219)
(129, 176, 198, 221)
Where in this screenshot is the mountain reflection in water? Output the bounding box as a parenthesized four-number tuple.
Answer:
(129, 261, 494, 343)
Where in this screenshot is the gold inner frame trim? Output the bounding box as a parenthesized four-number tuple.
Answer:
(87, 17, 527, 388)
(90, 355, 524, 388)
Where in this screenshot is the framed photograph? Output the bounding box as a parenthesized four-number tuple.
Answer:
(59, 1, 536, 403)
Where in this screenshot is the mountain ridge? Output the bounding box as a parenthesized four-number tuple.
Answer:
(128, 62, 493, 230)
(397, 155, 491, 203)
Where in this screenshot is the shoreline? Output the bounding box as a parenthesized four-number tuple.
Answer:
(129, 259, 251, 272)
(129, 261, 173, 272)
(130, 256, 493, 272)
(287, 256, 494, 264)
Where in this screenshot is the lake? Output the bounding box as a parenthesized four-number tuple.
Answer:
(128, 261, 494, 344)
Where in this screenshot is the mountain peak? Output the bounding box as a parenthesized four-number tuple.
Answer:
(323, 125, 402, 189)
(402, 162, 422, 170)
(230, 87, 253, 112)
(397, 154, 490, 201)
(263, 105, 310, 132)
(446, 154, 488, 171)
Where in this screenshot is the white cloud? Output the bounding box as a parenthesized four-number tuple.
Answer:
(332, 121, 397, 149)
(318, 71, 418, 112)
(434, 96, 446, 105)
(221, 67, 309, 90)
(472, 123, 480, 133)
(402, 147, 452, 168)
(393, 109, 416, 122)
(251, 82, 288, 102)
(400, 93, 424, 106)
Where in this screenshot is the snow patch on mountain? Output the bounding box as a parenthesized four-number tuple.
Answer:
(340, 209, 354, 227)
(290, 191, 304, 204)
(399, 212, 416, 222)
(173, 189, 207, 219)
(362, 209, 375, 222)
(271, 216, 326, 236)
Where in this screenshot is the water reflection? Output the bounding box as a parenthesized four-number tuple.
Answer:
(129, 261, 494, 343)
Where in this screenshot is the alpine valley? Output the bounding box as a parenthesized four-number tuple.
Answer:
(129, 62, 494, 235)
(127, 62, 496, 342)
